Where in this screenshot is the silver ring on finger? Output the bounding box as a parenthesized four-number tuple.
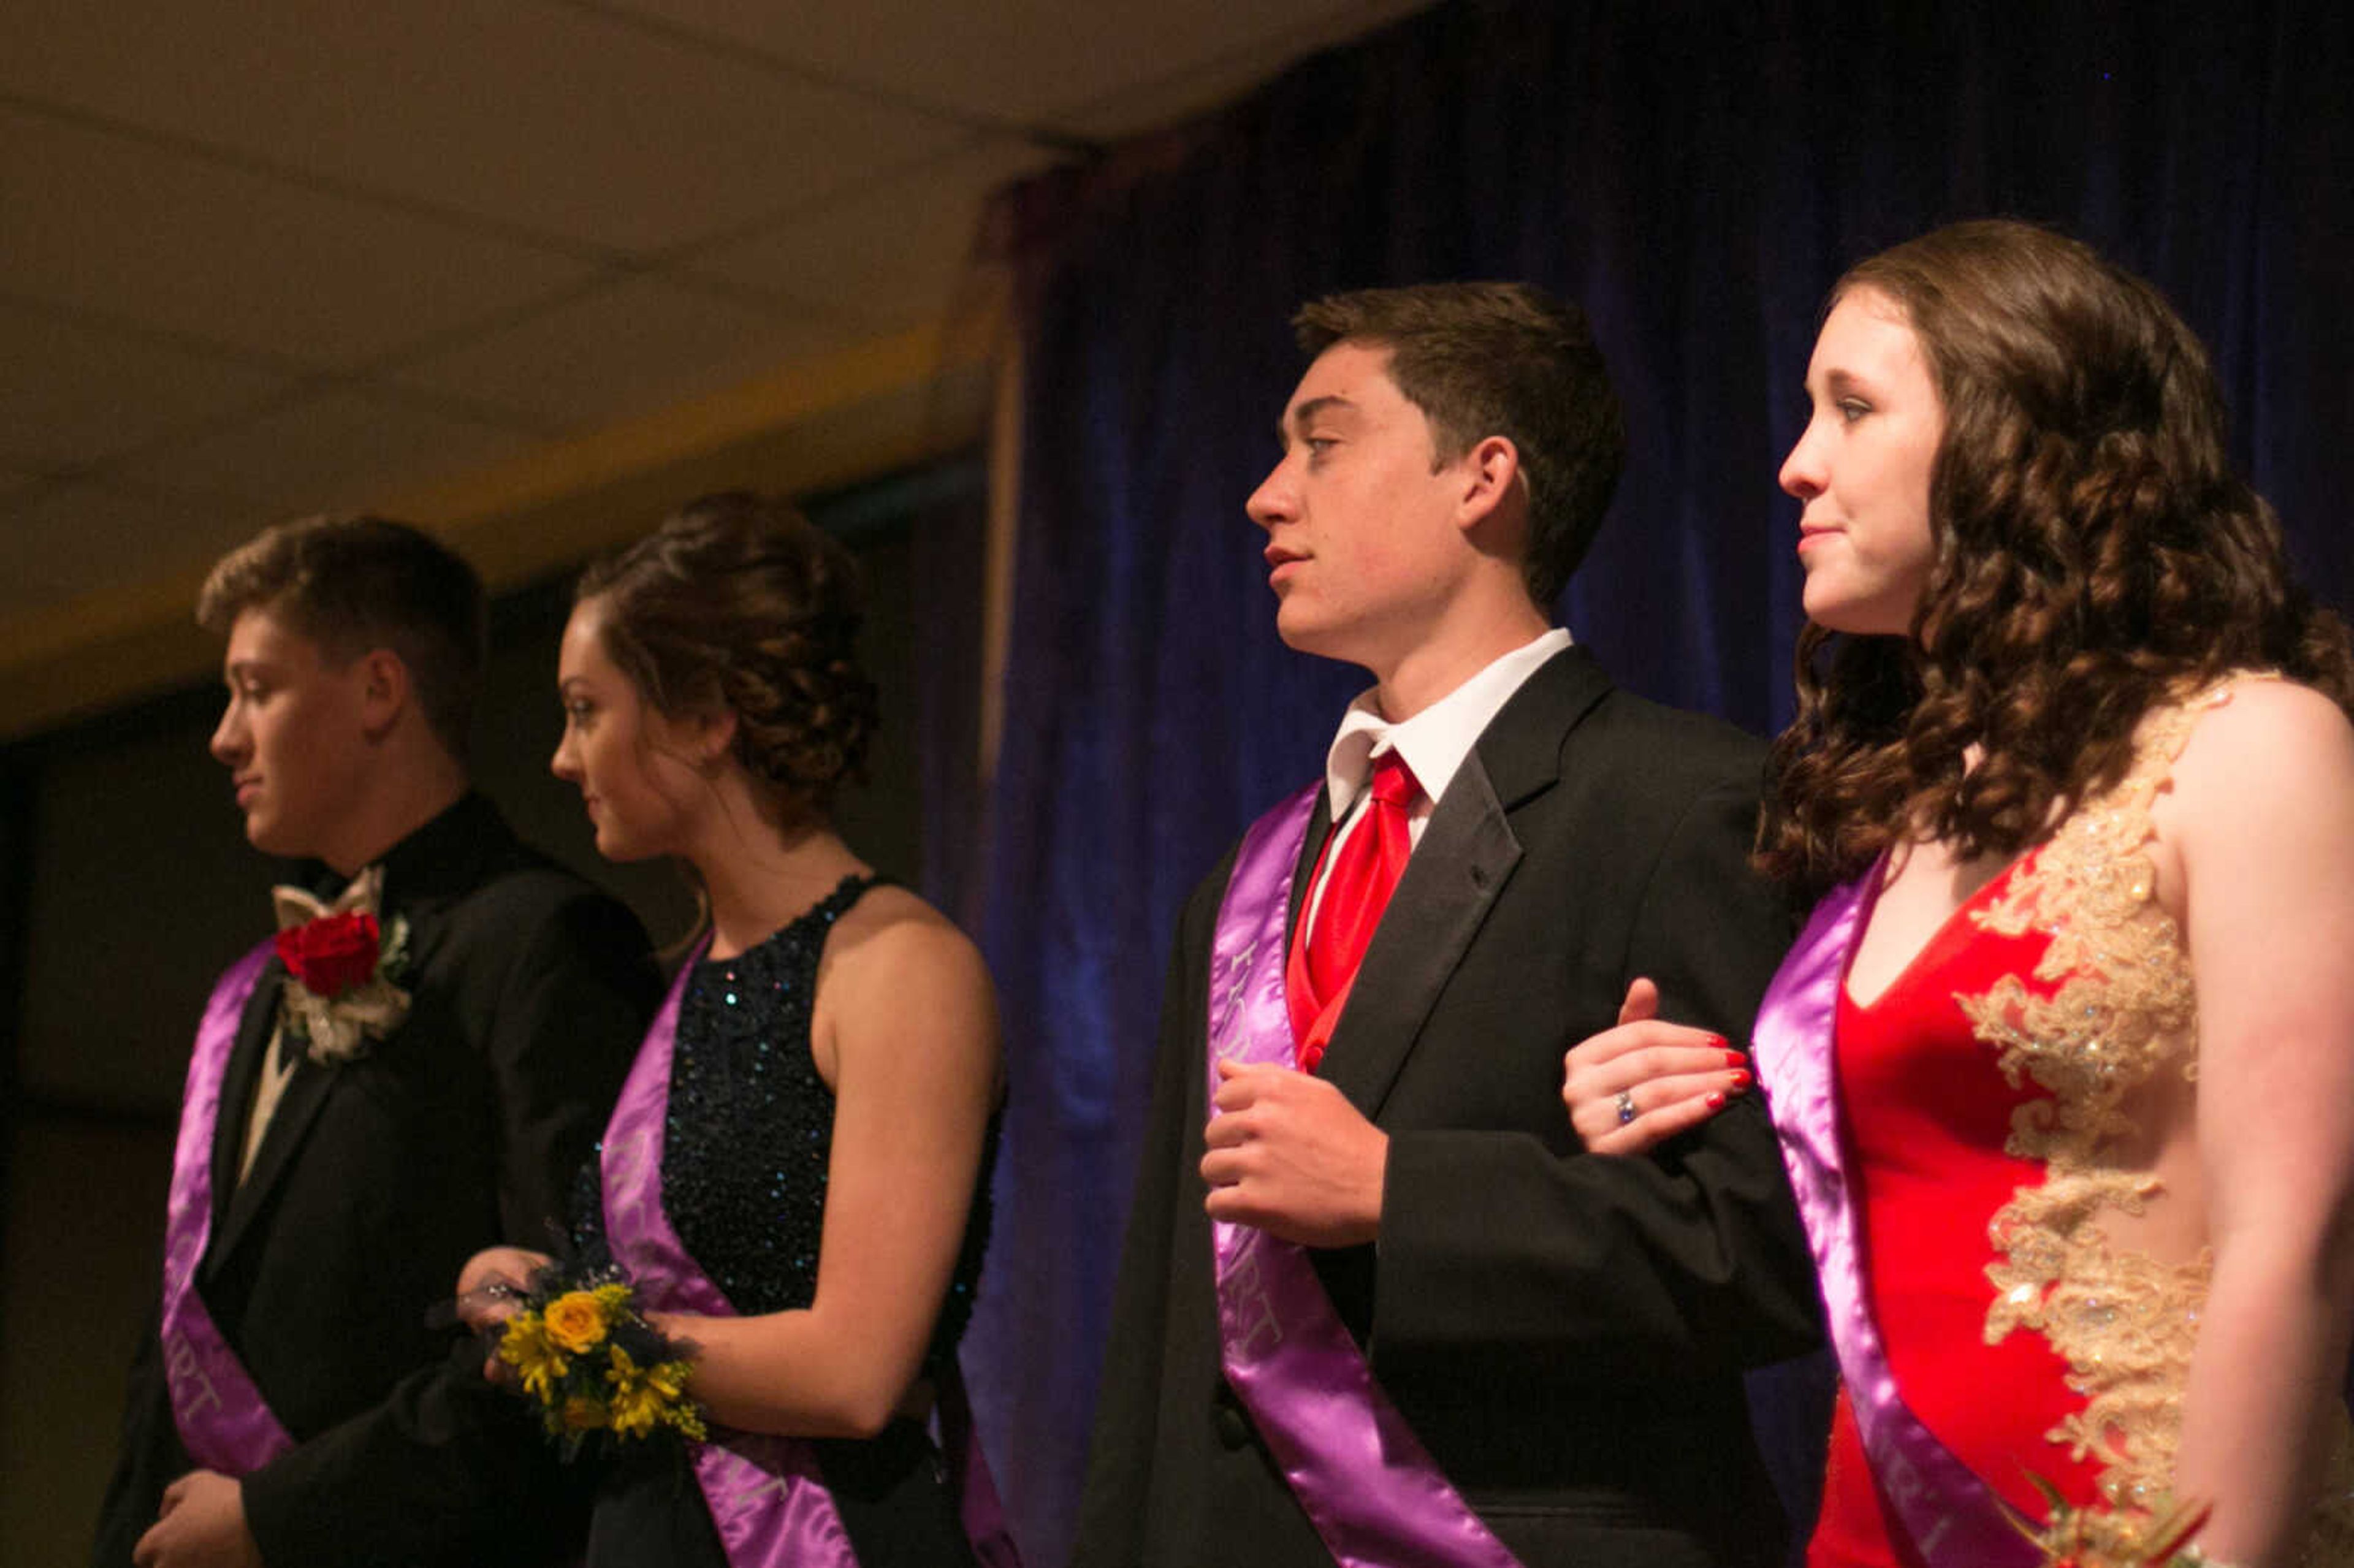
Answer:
(1614, 1089, 1638, 1126)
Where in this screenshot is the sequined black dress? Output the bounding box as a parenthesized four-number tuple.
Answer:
(575, 877, 994, 1567)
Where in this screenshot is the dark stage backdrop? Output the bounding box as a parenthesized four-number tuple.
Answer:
(953, 1, 2354, 1562)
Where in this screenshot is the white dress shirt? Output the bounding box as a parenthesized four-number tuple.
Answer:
(1301, 628, 1572, 938)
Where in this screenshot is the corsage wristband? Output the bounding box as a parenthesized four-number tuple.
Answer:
(490, 1260, 707, 1458)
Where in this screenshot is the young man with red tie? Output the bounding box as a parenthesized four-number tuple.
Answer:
(1073, 283, 1819, 1567)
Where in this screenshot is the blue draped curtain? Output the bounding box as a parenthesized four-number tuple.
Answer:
(950, 3, 2354, 1561)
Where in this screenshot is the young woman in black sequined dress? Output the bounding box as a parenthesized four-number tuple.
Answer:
(459, 492, 1004, 1566)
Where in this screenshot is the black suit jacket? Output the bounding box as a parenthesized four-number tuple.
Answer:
(94, 793, 659, 1568)
(1073, 647, 1823, 1568)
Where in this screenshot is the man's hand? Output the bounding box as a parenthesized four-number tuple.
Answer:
(133, 1471, 261, 1568)
(1200, 1059, 1387, 1246)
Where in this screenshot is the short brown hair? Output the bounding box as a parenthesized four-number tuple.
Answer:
(576, 492, 877, 815)
(197, 515, 487, 757)
(1292, 281, 1625, 605)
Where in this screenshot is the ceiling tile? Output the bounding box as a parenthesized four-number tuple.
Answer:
(1048, 0, 1433, 141)
(0, 105, 601, 368)
(1, 0, 970, 254)
(0, 0, 1443, 736)
(0, 480, 258, 616)
(389, 276, 861, 430)
(114, 387, 544, 517)
(685, 135, 1056, 325)
(0, 299, 297, 471)
(602, 0, 1430, 134)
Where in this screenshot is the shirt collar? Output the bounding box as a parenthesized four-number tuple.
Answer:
(1322, 628, 1573, 816)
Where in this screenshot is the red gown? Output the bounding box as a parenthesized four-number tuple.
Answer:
(1802, 682, 2354, 1567)
(1807, 849, 2103, 1568)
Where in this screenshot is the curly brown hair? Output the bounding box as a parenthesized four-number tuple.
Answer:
(1759, 219, 2354, 902)
(577, 492, 878, 816)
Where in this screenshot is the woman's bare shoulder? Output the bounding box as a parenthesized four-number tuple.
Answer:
(2169, 677, 2354, 806)
(2154, 678, 2354, 904)
(822, 883, 995, 1012)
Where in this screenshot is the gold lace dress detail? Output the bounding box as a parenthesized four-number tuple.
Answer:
(1957, 679, 2354, 1562)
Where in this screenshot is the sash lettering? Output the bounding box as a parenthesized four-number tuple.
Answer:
(158, 942, 296, 1473)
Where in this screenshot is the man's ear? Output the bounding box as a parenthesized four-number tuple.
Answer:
(1454, 434, 1525, 533)
(356, 647, 411, 739)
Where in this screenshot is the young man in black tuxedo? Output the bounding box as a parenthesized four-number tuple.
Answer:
(96, 516, 658, 1568)
(1072, 284, 1820, 1567)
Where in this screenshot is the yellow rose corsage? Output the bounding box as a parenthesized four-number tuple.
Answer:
(490, 1263, 707, 1458)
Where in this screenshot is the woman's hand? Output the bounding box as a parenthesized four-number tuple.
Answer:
(1561, 978, 1751, 1155)
(455, 1246, 551, 1326)
(454, 1246, 552, 1386)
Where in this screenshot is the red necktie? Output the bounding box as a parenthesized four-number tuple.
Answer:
(1285, 750, 1420, 1071)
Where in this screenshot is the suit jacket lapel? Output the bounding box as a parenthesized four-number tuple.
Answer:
(200, 793, 516, 1277)
(1287, 791, 1336, 945)
(210, 886, 453, 1266)
(1317, 758, 1520, 1119)
(209, 1052, 338, 1269)
(1316, 646, 1616, 1121)
(208, 960, 285, 1232)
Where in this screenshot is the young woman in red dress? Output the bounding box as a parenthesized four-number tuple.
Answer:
(1563, 220, 2354, 1568)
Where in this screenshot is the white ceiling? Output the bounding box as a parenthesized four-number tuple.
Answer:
(0, 0, 1428, 731)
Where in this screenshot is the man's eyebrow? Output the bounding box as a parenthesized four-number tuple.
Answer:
(1279, 394, 1357, 443)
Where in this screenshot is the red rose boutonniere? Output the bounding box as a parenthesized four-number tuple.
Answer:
(276, 910, 384, 997)
(275, 908, 412, 1064)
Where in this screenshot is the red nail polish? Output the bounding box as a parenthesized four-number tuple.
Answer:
(1722, 1049, 1746, 1067)
(1708, 1035, 1729, 1050)
(1705, 1090, 1726, 1109)
(1729, 1070, 1751, 1090)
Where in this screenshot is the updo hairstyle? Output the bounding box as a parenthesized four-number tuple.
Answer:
(577, 491, 878, 814)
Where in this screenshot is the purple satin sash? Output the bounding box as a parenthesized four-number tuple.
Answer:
(1748, 865, 2035, 1568)
(1205, 785, 1523, 1568)
(601, 945, 1019, 1568)
(158, 940, 297, 1474)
